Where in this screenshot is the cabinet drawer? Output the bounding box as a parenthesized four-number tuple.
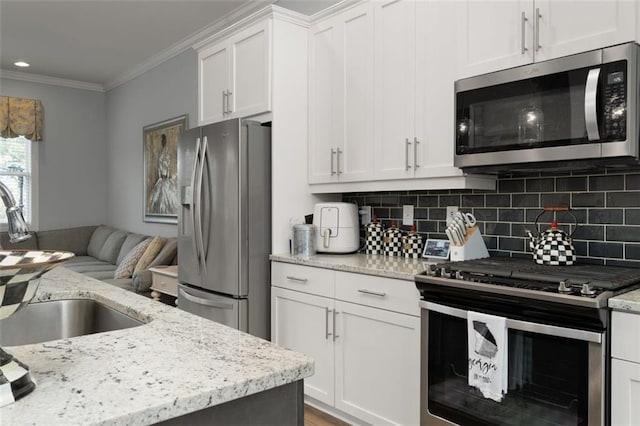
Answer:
(612, 311, 640, 363)
(271, 262, 335, 298)
(335, 272, 420, 316)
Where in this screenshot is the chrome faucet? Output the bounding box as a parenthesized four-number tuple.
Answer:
(0, 181, 30, 244)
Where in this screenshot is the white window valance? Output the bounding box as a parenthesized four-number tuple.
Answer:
(0, 96, 43, 141)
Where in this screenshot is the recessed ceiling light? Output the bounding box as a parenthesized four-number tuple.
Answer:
(14, 61, 30, 68)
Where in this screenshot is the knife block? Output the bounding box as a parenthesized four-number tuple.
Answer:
(450, 226, 489, 262)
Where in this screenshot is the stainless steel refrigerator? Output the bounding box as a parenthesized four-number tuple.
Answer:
(177, 118, 271, 340)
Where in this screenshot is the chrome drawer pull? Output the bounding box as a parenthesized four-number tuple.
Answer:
(285, 276, 309, 283)
(358, 289, 387, 297)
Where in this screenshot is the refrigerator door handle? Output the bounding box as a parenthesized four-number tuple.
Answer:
(179, 288, 235, 310)
(191, 137, 202, 269)
(195, 136, 208, 276)
(200, 137, 211, 261)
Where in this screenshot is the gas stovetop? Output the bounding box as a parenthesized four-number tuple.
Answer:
(415, 257, 640, 308)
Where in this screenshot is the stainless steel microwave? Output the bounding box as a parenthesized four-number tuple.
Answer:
(454, 43, 639, 173)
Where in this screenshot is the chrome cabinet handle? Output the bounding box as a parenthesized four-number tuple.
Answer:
(227, 90, 233, 114)
(358, 289, 387, 297)
(585, 68, 601, 141)
(325, 308, 332, 340)
(333, 310, 339, 341)
(336, 148, 343, 175)
(414, 137, 420, 169)
(521, 12, 528, 55)
(285, 276, 309, 283)
(330, 148, 337, 176)
(535, 8, 541, 52)
(222, 91, 226, 114)
(405, 138, 412, 170)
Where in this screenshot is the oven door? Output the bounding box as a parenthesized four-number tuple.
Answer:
(420, 300, 605, 426)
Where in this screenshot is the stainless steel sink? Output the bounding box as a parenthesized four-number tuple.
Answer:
(0, 299, 144, 346)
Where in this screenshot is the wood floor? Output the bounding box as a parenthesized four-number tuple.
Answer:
(304, 404, 351, 426)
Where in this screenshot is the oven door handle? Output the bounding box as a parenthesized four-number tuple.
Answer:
(421, 301, 602, 344)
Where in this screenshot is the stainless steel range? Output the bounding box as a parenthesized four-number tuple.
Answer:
(415, 257, 640, 426)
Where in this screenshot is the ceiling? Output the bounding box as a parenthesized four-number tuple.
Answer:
(0, 0, 339, 91)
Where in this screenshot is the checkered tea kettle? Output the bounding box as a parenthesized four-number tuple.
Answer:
(526, 207, 578, 266)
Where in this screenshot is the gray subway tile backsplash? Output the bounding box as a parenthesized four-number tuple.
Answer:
(342, 168, 640, 266)
(589, 174, 625, 191)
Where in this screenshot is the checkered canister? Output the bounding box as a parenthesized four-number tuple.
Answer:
(402, 228, 423, 259)
(383, 222, 403, 257)
(365, 219, 384, 255)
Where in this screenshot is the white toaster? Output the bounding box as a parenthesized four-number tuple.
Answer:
(312, 203, 360, 254)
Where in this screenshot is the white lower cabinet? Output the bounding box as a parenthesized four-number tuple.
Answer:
(334, 300, 420, 426)
(611, 358, 640, 426)
(272, 288, 334, 405)
(271, 261, 420, 426)
(611, 310, 640, 426)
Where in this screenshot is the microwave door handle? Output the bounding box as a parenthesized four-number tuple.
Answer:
(585, 68, 601, 141)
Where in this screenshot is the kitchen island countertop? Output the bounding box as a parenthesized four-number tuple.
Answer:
(270, 252, 430, 281)
(0, 267, 313, 425)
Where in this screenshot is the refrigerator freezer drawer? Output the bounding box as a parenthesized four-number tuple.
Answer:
(178, 283, 248, 333)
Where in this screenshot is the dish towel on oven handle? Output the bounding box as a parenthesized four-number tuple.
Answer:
(467, 311, 508, 402)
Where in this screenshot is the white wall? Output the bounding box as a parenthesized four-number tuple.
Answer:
(105, 49, 197, 237)
(0, 78, 108, 230)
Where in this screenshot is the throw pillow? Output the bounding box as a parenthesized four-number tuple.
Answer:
(134, 236, 166, 274)
(114, 238, 152, 279)
(132, 238, 178, 292)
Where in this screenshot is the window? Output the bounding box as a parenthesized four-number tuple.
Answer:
(0, 136, 33, 226)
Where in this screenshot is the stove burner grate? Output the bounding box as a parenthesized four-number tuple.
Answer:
(431, 257, 640, 291)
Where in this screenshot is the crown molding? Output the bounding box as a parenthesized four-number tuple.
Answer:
(105, 0, 277, 91)
(309, 0, 362, 22)
(0, 69, 105, 92)
(189, 4, 309, 52)
(1, 1, 311, 93)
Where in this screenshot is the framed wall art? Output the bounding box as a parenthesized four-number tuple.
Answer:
(142, 115, 187, 224)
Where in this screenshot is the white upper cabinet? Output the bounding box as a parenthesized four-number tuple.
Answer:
(456, 1, 531, 79)
(308, 0, 495, 192)
(374, 0, 465, 180)
(199, 43, 230, 125)
(534, 0, 636, 62)
(198, 19, 272, 126)
(457, 0, 637, 79)
(308, 3, 374, 184)
(373, 0, 416, 180)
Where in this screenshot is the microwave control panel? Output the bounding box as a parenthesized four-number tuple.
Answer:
(602, 61, 627, 141)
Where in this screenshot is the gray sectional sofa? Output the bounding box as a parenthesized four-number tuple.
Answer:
(0, 225, 177, 295)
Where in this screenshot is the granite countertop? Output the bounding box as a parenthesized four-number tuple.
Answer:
(270, 252, 432, 281)
(0, 267, 313, 425)
(609, 288, 640, 313)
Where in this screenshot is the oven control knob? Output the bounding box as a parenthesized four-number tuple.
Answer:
(427, 265, 438, 276)
(558, 280, 572, 293)
(440, 267, 451, 278)
(581, 283, 596, 296)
